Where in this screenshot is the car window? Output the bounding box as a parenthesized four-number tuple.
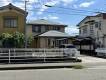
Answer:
(59, 45, 65, 48)
(66, 45, 76, 48)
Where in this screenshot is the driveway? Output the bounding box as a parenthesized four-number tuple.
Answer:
(78, 55, 106, 63)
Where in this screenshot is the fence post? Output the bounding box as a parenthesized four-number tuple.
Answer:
(14, 49, 16, 59)
(44, 48, 46, 63)
(8, 49, 11, 64)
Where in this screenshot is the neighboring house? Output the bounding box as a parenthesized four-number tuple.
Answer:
(0, 3, 26, 34)
(27, 19, 71, 48)
(77, 13, 106, 48)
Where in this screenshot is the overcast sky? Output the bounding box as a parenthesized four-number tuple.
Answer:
(0, 0, 105, 36)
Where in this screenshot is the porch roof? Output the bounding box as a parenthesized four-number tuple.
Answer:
(39, 30, 70, 38)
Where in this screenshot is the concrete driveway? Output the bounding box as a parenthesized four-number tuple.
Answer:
(78, 55, 106, 63)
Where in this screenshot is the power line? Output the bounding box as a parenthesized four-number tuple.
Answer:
(45, 5, 105, 14)
(43, 11, 91, 16)
(28, 8, 93, 16)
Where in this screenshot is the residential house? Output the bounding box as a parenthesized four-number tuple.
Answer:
(77, 13, 106, 48)
(0, 3, 26, 34)
(27, 19, 71, 48)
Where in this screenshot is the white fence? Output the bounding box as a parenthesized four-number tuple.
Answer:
(0, 48, 79, 63)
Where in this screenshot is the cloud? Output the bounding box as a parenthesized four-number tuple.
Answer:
(0, 0, 13, 6)
(79, 1, 94, 8)
(61, 0, 74, 6)
(73, 4, 78, 8)
(36, 0, 76, 15)
(65, 26, 79, 36)
(36, 5, 49, 15)
(41, 15, 59, 20)
(48, 15, 59, 20)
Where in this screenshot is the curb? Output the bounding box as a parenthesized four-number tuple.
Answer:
(0, 63, 81, 70)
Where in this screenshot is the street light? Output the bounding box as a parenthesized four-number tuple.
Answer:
(45, 5, 53, 7)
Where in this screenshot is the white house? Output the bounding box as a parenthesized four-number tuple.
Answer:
(77, 13, 106, 48)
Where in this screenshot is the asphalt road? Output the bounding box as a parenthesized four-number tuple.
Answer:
(0, 68, 106, 80)
(0, 55, 106, 80)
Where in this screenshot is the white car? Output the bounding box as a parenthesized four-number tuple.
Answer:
(59, 44, 80, 58)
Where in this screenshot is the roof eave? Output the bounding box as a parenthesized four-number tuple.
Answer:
(27, 23, 67, 27)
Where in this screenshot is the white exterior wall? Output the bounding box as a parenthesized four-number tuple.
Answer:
(79, 15, 106, 47)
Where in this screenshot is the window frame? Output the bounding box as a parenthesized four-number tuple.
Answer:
(3, 16, 18, 28)
(32, 25, 41, 33)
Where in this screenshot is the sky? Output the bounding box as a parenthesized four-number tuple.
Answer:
(0, 0, 106, 36)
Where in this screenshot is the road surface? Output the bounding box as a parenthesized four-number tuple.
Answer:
(0, 55, 106, 80)
(0, 68, 106, 80)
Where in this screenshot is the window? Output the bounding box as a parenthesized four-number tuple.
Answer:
(95, 21, 101, 30)
(45, 26, 49, 31)
(41, 26, 46, 32)
(4, 17, 17, 28)
(32, 25, 41, 33)
(57, 27, 60, 30)
(83, 27, 87, 34)
(95, 22, 99, 28)
(90, 25, 94, 35)
(53, 26, 60, 30)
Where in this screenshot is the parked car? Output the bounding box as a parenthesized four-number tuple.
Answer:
(59, 44, 80, 58)
(95, 48, 106, 57)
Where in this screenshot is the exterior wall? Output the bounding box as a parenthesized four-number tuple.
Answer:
(39, 37, 48, 48)
(27, 25, 66, 36)
(0, 10, 25, 34)
(26, 25, 32, 37)
(68, 39, 72, 44)
(79, 14, 106, 48)
(60, 27, 65, 32)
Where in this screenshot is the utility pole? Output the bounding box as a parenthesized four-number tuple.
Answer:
(24, 0, 29, 48)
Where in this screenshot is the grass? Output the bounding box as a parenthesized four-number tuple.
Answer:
(72, 65, 84, 69)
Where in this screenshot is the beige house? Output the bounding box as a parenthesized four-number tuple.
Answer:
(77, 13, 106, 48)
(0, 3, 26, 34)
(27, 19, 71, 48)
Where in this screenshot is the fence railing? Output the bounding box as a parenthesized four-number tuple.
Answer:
(0, 48, 79, 63)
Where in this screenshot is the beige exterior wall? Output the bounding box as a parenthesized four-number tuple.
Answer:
(0, 10, 25, 34)
(39, 37, 48, 48)
(26, 25, 32, 37)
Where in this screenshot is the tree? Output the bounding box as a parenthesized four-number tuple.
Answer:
(0, 32, 33, 48)
(1, 33, 14, 48)
(13, 32, 24, 48)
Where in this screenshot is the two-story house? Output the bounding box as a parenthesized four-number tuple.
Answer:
(27, 19, 70, 48)
(0, 3, 26, 34)
(77, 13, 106, 48)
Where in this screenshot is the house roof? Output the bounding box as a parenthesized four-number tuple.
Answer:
(27, 19, 67, 27)
(77, 13, 106, 26)
(39, 30, 70, 37)
(77, 16, 95, 26)
(0, 3, 27, 15)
